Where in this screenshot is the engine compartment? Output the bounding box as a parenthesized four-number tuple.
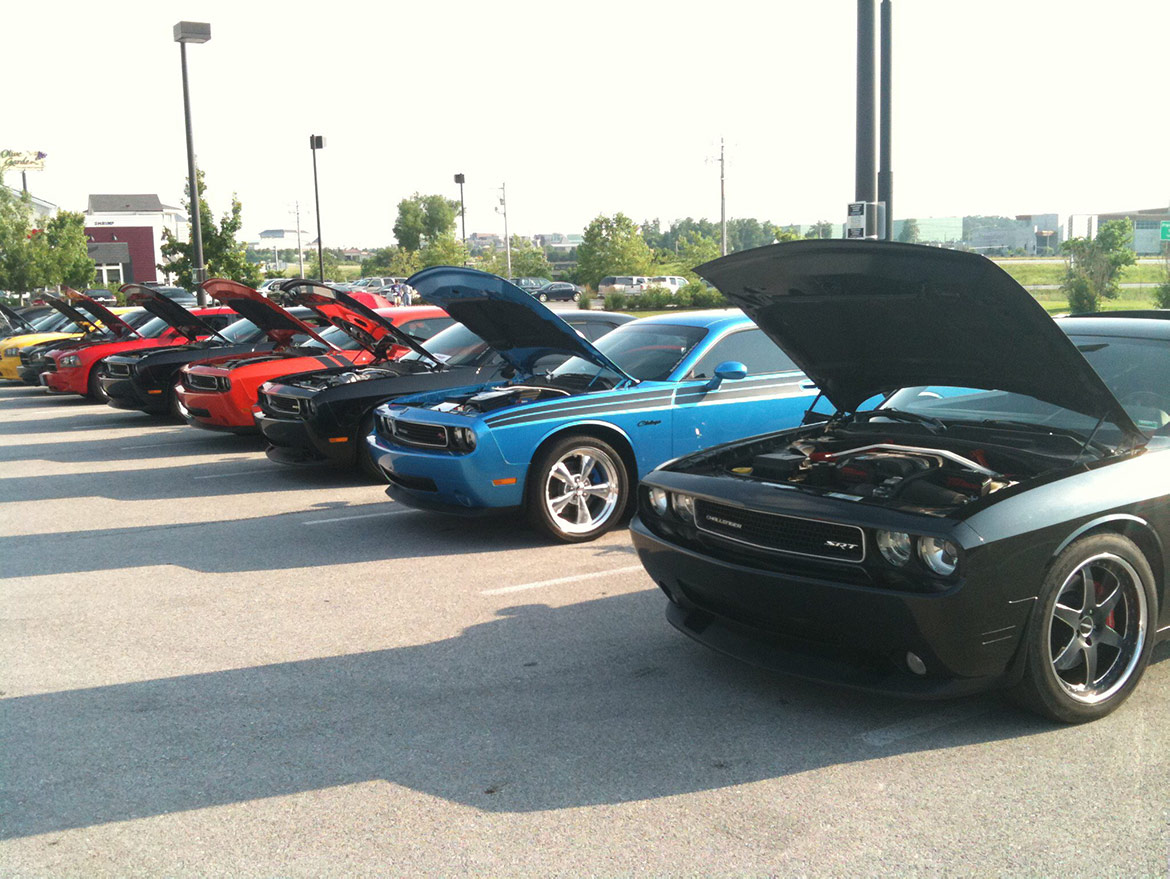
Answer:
(433, 384, 573, 415)
(743, 440, 1020, 509)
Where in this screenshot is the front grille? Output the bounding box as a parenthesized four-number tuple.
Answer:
(105, 362, 132, 377)
(694, 499, 865, 563)
(391, 419, 449, 449)
(19, 351, 34, 365)
(184, 372, 222, 392)
(42, 360, 57, 374)
(263, 393, 303, 416)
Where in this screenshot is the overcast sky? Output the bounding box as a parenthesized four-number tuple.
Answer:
(6, 0, 1168, 247)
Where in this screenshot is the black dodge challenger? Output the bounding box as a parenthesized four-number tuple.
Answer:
(632, 240, 1169, 723)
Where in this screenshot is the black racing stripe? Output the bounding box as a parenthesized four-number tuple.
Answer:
(484, 392, 675, 428)
(483, 389, 675, 426)
(484, 400, 676, 430)
(674, 382, 808, 405)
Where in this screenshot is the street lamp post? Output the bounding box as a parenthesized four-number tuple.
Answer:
(454, 173, 466, 245)
(309, 135, 325, 281)
(497, 183, 510, 278)
(173, 21, 211, 304)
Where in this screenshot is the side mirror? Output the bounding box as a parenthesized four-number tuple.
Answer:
(708, 360, 748, 389)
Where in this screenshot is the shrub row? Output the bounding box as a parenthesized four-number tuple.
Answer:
(597, 283, 729, 312)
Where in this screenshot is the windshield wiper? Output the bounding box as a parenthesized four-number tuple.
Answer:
(852, 408, 947, 433)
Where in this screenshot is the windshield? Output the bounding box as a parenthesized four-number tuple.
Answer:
(134, 316, 178, 338)
(398, 323, 492, 367)
(218, 318, 266, 342)
(33, 313, 72, 331)
(290, 324, 363, 350)
(551, 323, 707, 382)
(881, 333, 1170, 442)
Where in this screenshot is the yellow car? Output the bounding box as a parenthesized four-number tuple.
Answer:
(0, 302, 144, 382)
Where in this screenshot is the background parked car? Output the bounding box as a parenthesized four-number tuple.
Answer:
(598, 275, 650, 296)
(532, 281, 583, 302)
(633, 276, 690, 296)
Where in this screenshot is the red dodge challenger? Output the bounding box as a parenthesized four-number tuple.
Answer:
(175, 279, 451, 432)
(39, 289, 238, 401)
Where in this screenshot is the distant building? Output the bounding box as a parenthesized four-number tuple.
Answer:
(1094, 207, 1170, 255)
(534, 233, 584, 250)
(3, 186, 57, 221)
(84, 194, 187, 285)
(468, 232, 502, 250)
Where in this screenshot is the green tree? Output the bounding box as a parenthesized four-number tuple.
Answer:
(159, 170, 263, 288)
(804, 220, 835, 240)
(308, 248, 341, 280)
(1061, 219, 1136, 313)
(576, 213, 653, 288)
(726, 218, 774, 252)
(419, 234, 469, 269)
(0, 187, 42, 295)
(1153, 244, 1170, 309)
(361, 245, 421, 277)
(478, 236, 553, 278)
(898, 218, 920, 244)
(393, 194, 459, 251)
(40, 210, 94, 289)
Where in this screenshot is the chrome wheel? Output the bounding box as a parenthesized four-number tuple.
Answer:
(543, 446, 621, 536)
(1046, 552, 1148, 705)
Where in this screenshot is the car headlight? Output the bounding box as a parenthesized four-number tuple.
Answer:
(648, 487, 669, 516)
(918, 536, 959, 576)
(304, 398, 317, 418)
(671, 492, 696, 523)
(58, 354, 82, 368)
(876, 530, 912, 567)
(449, 426, 477, 452)
(3, 347, 17, 357)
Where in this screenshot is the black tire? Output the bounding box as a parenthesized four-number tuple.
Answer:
(357, 414, 386, 482)
(525, 435, 628, 543)
(1008, 533, 1156, 723)
(87, 365, 109, 403)
(538, 293, 549, 302)
(166, 386, 184, 421)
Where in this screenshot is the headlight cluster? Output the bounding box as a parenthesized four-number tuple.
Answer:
(876, 529, 960, 576)
(449, 426, 477, 452)
(647, 487, 696, 524)
(57, 354, 82, 368)
(3, 347, 17, 357)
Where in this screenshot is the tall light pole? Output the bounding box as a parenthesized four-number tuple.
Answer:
(454, 173, 466, 245)
(497, 183, 511, 278)
(309, 135, 326, 281)
(294, 201, 305, 278)
(174, 21, 211, 304)
(720, 137, 727, 256)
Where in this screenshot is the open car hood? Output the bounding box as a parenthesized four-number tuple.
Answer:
(409, 267, 631, 378)
(200, 279, 334, 348)
(280, 280, 437, 362)
(122, 284, 227, 341)
(697, 240, 1142, 439)
(62, 288, 139, 339)
(0, 304, 39, 335)
(41, 295, 102, 335)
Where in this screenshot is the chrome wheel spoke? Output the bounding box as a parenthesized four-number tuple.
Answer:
(1079, 566, 1096, 611)
(550, 492, 574, 514)
(1082, 642, 1099, 687)
(550, 463, 574, 486)
(583, 482, 612, 498)
(1053, 636, 1082, 671)
(1096, 625, 1123, 649)
(578, 454, 597, 482)
(575, 498, 592, 525)
(1053, 603, 1080, 630)
(1097, 582, 1123, 617)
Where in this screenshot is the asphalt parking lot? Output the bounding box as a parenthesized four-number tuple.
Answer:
(1, 384, 1167, 877)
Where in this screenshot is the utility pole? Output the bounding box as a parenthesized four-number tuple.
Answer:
(295, 201, 305, 278)
(497, 183, 511, 278)
(309, 135, 326, 281)
(878, 0, 893, 240)
(454, 173, 466, 245)
(720, 138, 727, 256)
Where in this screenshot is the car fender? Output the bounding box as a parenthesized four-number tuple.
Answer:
(515, 419, 640, 505)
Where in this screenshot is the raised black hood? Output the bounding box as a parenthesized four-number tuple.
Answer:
(122, 284, 227, 340)
(409, 266, 631, 378)
(697, 240, 1141, 438)
(0, 304, 38, 335)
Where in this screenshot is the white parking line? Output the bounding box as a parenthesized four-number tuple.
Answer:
(192, 467, 271, 480)
(482, 564, 646, 596)
(120, 441, 191, 450)
(302, 509, 412, 525)
(858, 704, 991, 747)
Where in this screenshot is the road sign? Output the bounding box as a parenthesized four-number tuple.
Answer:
(1161, 220, 1170, 242)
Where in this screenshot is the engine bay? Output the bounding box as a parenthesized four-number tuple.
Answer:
(432, 384, 574, 415)
(710, 425, 1073, 513)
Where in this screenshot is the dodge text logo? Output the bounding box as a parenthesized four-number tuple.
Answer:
(824, 540, 859, 550)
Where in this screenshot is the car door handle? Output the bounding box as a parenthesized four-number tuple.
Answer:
(799, 380, 818, 390)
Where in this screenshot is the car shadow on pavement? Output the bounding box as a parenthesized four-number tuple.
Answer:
(10, 590, 1160, 840)
(0, 503, 557, 576)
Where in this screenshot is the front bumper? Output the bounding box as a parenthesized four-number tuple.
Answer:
(17, 365, 45, 385)
(42, 368, 84, 395)
(101, 376, 170, 413)
(174, 385, 256, 431)
(255, 411, 356, 467)
(366, 430, 525, 514)
(630, 516, 1027, 699)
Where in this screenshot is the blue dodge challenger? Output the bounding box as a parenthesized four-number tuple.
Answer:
(366, 267, 822, 541)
